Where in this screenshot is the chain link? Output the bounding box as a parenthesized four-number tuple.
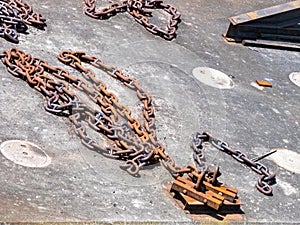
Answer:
(0, 0, 46, 43)
(192, 131, 276, 195)
(83, 0, 181, 40)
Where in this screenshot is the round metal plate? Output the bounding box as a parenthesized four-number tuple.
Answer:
(192, 67, 234, 89)
(0, 140, 51, 168)
(270, 148, 300, 174)
(289, 72, 300, 87)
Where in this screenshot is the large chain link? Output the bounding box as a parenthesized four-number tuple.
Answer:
(0, 0, 46, 43)
(192, 132, 276, 195)
(83, 0, 181, 40)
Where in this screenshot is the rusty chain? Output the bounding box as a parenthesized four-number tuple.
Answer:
(192, 132, 276, 195)
(0, 48, 275, 200)
(0, 48, 162, 175)
(83, 0, 181, 40)
(0, 0, 46, 43)
(0, 48, 212, 180)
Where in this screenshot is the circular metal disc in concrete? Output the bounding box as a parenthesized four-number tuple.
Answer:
(0, 140, 51, 168)
(289, 72, 300, 87)
(270, 148, 300, 174)
(192, 67, 234, 89)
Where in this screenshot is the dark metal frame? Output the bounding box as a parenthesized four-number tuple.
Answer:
(224, 0, 300, 50)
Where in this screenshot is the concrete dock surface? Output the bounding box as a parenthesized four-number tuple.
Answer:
(0, 0, 299, 224)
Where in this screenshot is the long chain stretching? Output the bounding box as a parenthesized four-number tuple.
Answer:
(84, 0, 181, 40)
(0, 0, 46, 43)
(0, 48, 225, 182)
(0, 48, 210, 180)
(0, 48, 276, 211)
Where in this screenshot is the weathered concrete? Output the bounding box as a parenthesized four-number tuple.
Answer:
(0, 0, 299, 224)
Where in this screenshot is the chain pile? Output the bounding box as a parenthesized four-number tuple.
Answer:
(0, 48, 202, 178)
(84, 0, 181, 40)
(0, 0, 46, 43)
(0, 48, 276, 211)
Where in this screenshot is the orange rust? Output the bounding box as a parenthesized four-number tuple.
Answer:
(171, 177, 224, 210)
(166, 184, 244, 221)
(256, 80, 272, 87)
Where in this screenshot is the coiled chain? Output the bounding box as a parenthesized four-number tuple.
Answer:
(84, 0, 181, 40)
(0, 0, 46, 43)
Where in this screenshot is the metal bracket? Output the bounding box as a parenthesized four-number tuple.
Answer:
(169, 168, 241, 213)
(224, 1, 300, 50)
